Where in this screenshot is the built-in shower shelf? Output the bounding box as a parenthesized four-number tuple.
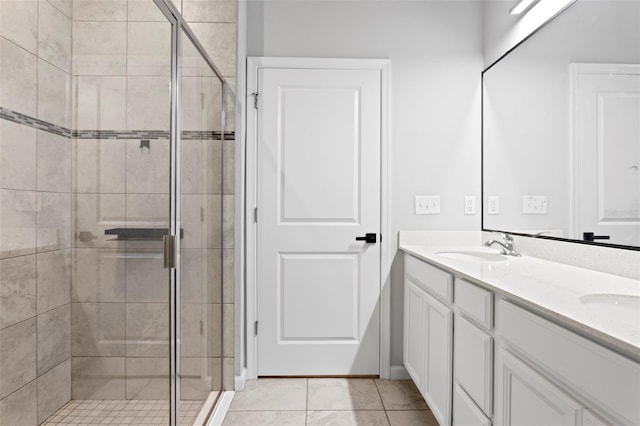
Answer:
(105, 228, 184, 240)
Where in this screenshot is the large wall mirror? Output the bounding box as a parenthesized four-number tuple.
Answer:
(483, 0, 640, 250)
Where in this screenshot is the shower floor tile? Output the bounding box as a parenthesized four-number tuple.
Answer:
(43, 399, 204, 425)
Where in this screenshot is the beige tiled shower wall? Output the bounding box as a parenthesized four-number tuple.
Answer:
(0, 0, 73, 422)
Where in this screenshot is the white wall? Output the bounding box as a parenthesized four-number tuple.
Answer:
(245, 0, 484, 367)
(483, 0, 575, 67)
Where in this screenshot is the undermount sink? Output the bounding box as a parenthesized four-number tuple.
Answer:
(435, 250, 509, 262)
(579, 294, 640, 325)
(580, 294, 640, 308)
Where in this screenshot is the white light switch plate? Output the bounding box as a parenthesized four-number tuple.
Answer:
(487, 196, 500, 215)
(523, 195, 548, 214)
(415, 195, 440, 215)
(464, 196, 476, 215)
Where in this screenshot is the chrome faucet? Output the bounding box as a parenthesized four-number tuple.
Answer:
(484, 232, 521, 257)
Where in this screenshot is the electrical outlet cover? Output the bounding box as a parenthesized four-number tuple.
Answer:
(464, 196, 476, 215)
(488, 196, 500, 215)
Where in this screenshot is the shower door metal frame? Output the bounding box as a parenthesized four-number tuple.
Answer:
(152, 0, 228, 423)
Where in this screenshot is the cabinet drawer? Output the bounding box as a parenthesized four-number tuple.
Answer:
(454, 315, 493, 416)
(496, 299, 640, 425)
(453, 383, 491, 426)
(455, 278, 493, 330)
(405, 255, 453, 303)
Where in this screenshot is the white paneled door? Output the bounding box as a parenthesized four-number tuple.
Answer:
(573, 63, 640, 246)
(256, 63, 382, 375)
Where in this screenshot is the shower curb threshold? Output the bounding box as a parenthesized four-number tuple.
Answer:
(204, 391, 235, 426)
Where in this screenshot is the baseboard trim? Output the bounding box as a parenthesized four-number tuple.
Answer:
(206, 391, 235, 426)
(390, 364, 410, 380)
(234, 367, 247, 391)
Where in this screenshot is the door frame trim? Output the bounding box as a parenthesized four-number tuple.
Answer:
(245, 57, 392, 379)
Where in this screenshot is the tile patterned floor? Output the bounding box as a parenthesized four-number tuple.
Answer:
(43, 399, 204, 425)
(222, 378, 438, 426)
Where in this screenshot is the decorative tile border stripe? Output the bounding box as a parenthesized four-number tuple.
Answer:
(182, 130, 235, 141)
(73, 130, 235, 141)
(0, 106, 71, 138)
(73, 129, 169, 140)
(0, 107, 234, 141)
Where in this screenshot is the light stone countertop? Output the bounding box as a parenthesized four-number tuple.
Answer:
(399, 244, 640, 361)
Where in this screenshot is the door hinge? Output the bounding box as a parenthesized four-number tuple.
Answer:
(254, 321, 259, 336)
(254, 207, 258, 223)
(251, 91, 259, 109)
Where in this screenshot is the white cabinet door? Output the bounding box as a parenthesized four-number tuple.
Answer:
(495, 348, 584, 426)
(454, 315, 493, 416)
(496, 299, 640, 424)
(423, 292, 454, 426)
(453, 383, 491, 426)
(404, 279, 425, 388)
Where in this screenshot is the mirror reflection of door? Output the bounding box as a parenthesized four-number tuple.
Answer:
(572, 63, 640, 246)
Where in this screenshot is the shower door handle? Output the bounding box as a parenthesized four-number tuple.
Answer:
(163, 235, 175, 268)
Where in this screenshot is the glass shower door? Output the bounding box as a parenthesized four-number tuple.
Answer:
(69, 3, 174, 423)
(177, 28, 224, 424)
(119, 12, 173, 419)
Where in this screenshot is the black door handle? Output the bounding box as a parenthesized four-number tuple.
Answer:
(356, 233, 377, 243)
(583, 232, 610, 242)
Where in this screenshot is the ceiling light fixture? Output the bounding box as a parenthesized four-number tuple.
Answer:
(510, 0, 541, 15)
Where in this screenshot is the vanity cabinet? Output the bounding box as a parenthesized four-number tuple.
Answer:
(495, 299, 639, 425)
(404, 255, 453, 426)
(403, 253, 639, 426)
(404, 255, 493, 426)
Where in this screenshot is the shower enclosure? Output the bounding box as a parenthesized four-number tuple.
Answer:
(0, 0, 233, 422)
